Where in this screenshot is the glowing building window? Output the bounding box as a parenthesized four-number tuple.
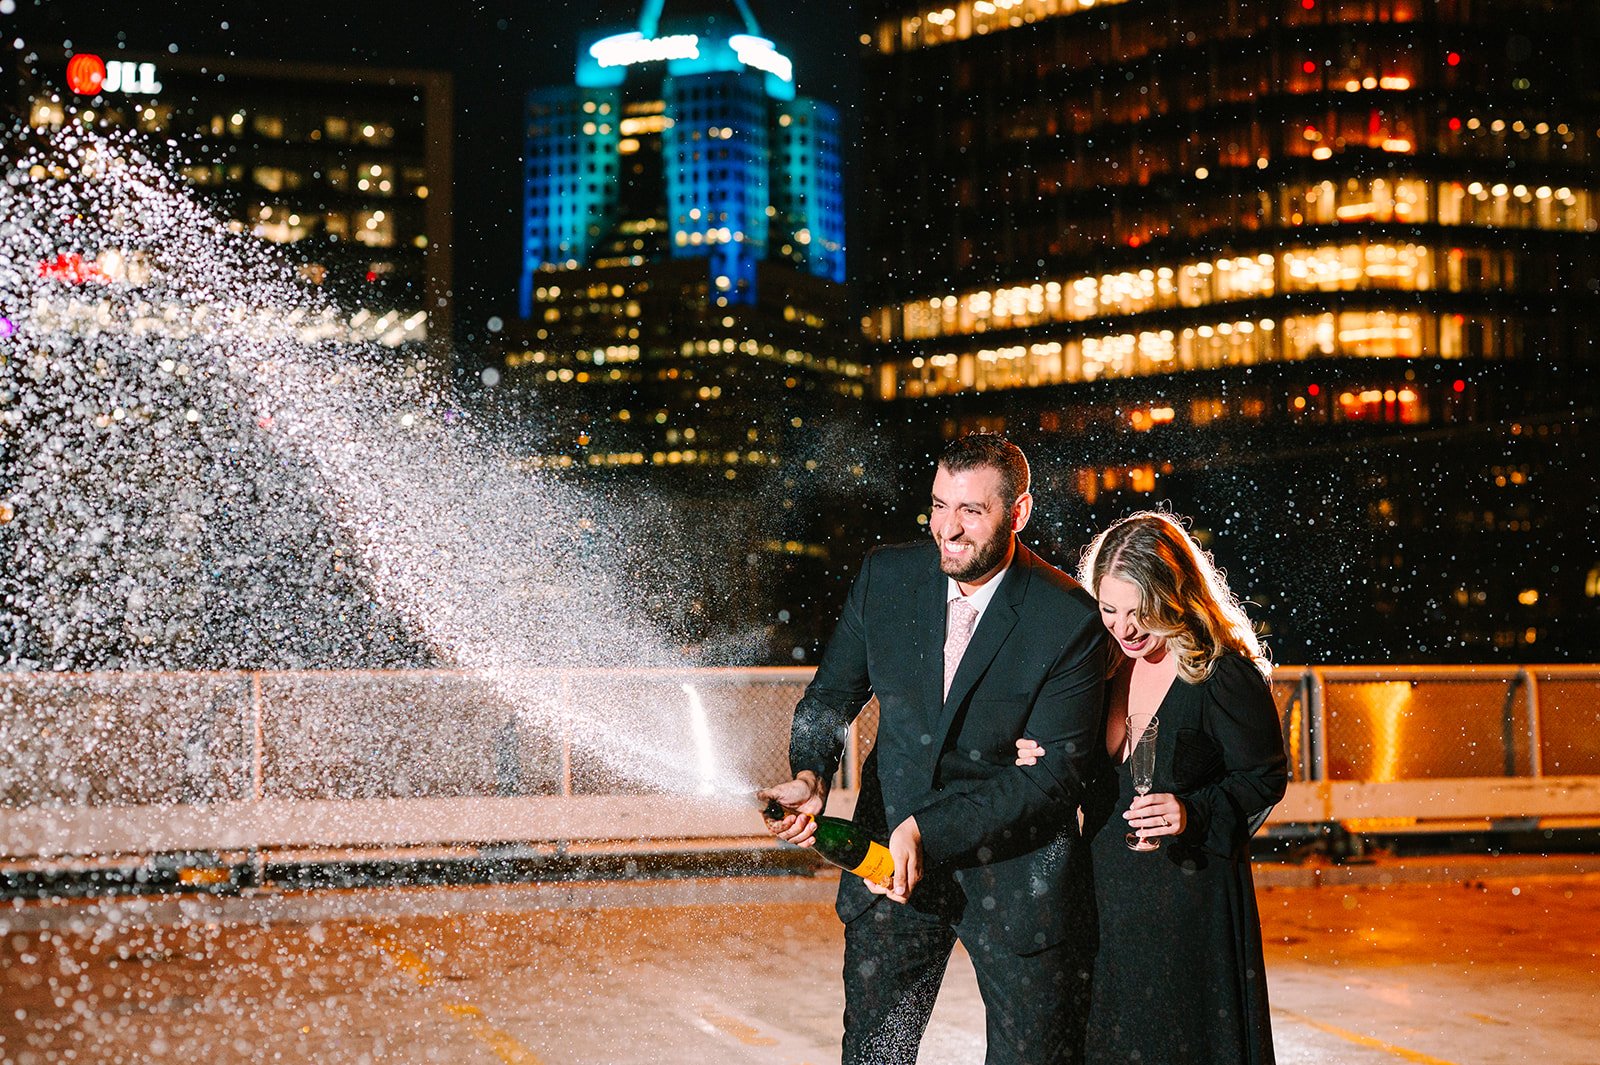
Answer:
(1439, 181, 1590, 229)
(29, 101, 66, 129)
(1333, 386, 1428, 425)
(355, 122, 396, 145)
(1294, 178, 1429, 224)
(252, 167, 305, 193)
(877, 310, 1511, 399)
(354, 209, 396, 248)
(355, 163, 396, 196)
(620, 114, 672, 136)
(135, 103, 173, 133)
(252, 114, 286, 138)
(884, 0, 1134, 53)
(180, 164, 219, 186)
(1281, 244, 1430, 292)
(872, 239, 1461, 343)
(252, 205, 312, 244)
(1281, 312, 1423, 360)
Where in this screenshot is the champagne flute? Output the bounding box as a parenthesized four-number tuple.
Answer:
(1125, 715, 1161, 852)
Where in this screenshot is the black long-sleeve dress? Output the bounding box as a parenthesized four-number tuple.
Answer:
(1084, 652, 1289, 1065)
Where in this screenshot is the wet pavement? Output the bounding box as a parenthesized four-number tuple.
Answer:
(1, 865, 1597, 1065)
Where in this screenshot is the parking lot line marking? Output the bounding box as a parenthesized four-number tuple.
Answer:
(366, 926, 545, 1065)
(372, 932, 435, 987)
(1273, 1008, 1462, 1065)
(697, 1006, 779, 1046)
(443, 1003, 547, 1065)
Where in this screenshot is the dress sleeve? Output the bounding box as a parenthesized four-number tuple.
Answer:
(1179, 654, 1289, 858)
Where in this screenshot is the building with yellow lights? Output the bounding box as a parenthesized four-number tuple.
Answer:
(857, 0, 1599, 659)
(11, 49, 454, 349)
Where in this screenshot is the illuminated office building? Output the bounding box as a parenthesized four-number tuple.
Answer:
(12, 49, 454, 348)
(860, 0, 1599, 659)
(507, 0, 856, 477)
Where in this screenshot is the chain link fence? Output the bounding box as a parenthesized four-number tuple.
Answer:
(1315, 668, 1528, 781)
(0, 672, 256, 808)
(1528, 667, 1600, 776)
(3, 665, 1599, 860)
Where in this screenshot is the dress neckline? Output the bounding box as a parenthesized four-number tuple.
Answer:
(1113, 657, 1180, 763)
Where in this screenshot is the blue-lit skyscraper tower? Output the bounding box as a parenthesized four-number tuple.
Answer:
(518, 0, 845, 318)
(505, 0, 859, 487)
(502, 2, 860, 666)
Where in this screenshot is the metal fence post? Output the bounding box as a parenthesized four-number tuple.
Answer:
(1307, 668, 1327, 782)
(1293, 669, 1312, 783)
(248, 671, 266, 887)
(844, 712, 862, 793)
(560, 674, 574, 798)
(1502, 673, 1521, 777)
(1523, 668, 1544, 778)
(250, 671, 265, 803)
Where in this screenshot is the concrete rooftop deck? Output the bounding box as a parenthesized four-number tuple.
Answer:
(2, 857, 1597, 1064)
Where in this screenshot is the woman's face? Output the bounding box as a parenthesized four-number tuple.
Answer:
(1097, 573, 1166, 661)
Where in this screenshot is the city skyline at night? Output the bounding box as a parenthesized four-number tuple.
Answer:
(482, 0, 866, 665)
(6, 11, 1600, 1062)
(3, 1, 1596, 664)
(1, 0, 859, 349)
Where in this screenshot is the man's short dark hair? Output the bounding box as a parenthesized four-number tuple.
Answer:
(938, 433, 1031, 505)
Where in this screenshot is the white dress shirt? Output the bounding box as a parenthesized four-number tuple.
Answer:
(946, 559, 1010, 634)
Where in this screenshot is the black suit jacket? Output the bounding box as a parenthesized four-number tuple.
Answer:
(790, 539, 1108, 953)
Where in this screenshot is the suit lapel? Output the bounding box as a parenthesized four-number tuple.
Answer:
(931, 544, 1033, 744)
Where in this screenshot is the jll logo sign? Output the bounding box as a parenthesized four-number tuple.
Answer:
(65, 54, 163, 95)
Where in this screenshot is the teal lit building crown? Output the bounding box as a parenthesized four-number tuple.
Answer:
(519, 0, 845, 316)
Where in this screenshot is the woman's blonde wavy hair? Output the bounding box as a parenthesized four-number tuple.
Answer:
(1079, 511, 1270, 682)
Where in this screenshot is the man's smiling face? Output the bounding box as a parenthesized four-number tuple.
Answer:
(928, 464, 1024, 588)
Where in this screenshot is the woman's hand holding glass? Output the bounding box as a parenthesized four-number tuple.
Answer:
(1125, 791, 1186, 841)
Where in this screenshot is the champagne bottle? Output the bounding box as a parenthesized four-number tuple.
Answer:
(763, 800, 894, 886)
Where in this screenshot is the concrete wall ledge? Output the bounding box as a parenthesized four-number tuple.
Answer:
(0, 794, 773, 860)
(7, 778, 1600, 863)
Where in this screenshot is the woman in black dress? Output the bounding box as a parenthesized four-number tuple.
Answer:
(1018, 511, 1288, 1065)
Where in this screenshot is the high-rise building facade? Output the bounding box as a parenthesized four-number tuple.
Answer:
(859, 0, 1600, 660)
(11, 49, 454, 348)
(506, 0, 857, 479)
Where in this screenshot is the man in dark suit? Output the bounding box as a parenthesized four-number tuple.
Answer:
(760, 433, 1108, 1065)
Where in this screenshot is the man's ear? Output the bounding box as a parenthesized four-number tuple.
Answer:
(1012, 491, 1034, 533)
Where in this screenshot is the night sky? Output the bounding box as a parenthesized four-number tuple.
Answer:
(3, 0, 862, 344)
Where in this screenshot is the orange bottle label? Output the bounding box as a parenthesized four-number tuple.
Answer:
(850, 842, 895, 886)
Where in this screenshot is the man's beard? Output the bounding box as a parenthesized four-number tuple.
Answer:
(938, 532, 1011, 583)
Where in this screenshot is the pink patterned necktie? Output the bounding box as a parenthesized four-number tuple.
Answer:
(943, 597, 980, 699)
